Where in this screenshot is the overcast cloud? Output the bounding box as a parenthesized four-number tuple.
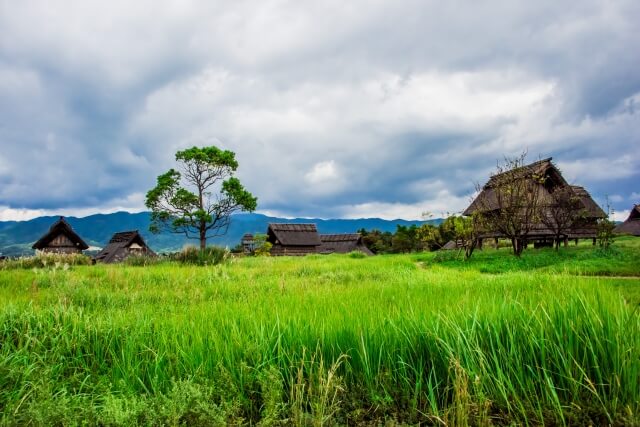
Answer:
(0, 0, 638, 221)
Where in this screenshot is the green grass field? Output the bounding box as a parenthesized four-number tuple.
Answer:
(1, 237, 639, 425)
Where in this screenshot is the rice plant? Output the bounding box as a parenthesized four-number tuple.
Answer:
(0, 245, 638, 425)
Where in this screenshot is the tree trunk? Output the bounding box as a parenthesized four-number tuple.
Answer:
(512, 238, 524, 257)
(199, 221, 207, 251)
(511, 238, 526, 257)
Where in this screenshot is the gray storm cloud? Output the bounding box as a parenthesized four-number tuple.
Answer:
(0, 0, 638, 220)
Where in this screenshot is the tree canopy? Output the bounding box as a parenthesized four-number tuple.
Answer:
(145, 146, 257, 250)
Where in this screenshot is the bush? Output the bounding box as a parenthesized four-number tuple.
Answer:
(171, 246, 230, 266)
(0, 252, 92, 270)
(348, 251, 366, 259)
(124, 254, 162, 267)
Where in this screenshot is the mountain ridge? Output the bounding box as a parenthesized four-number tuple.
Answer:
(0, 211, 441, 256)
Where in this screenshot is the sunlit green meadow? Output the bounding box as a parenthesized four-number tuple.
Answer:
(1, 238, 639, 425)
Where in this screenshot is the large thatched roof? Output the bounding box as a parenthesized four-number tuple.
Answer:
(614, 205, 640, 236)
(464, 158, 604, 219)
(570, 186, 606, 218)
(267, 223, 322, 246)
(465, 158, 562, 215)
(94, 230, 155, 263)
(32, 217, 89, 250)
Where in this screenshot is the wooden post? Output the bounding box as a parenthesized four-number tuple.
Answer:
(495, 238, 499, 249)
(477, 238, 483, 250)
(592, 237, 596, 245)
(564, 237, 569, 248)
(574, 238, 578, 246)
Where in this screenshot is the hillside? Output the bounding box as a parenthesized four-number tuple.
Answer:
(0, 212, 439, 256)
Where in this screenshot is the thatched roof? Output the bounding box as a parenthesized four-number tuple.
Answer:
(319, 234, 374, 255)
(570, 186, 606, 218)
(464, 158, 565, 215)
(32, 217, 89, 250)
(614, 205, 640, 236)
(267, 223, 321, 246)
(464, 158, 605, 219)
(241, 233, 254, 243)
(94, 230, 155, 263)
(486, 158, 565, 187)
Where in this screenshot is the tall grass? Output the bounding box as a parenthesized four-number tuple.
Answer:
(0, 253, 639, 425)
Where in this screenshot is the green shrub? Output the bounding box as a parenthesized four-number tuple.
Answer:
(0, 252, 92, 270)
(348, 251, 366, 259)
(124, 254, 162, 267)
(171, 246, 230, 266)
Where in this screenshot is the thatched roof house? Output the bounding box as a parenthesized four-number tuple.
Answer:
(267, 223, 321, 256)
(464, 158, 605, 242)
(614, 205, 640, 236)
(266, 224, 374, 256)
(319, 234, 374, 255)
(94, 230, 155, 263)
(32, 217, 89, 254)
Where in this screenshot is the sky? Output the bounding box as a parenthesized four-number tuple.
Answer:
(0, 0, 638, 222)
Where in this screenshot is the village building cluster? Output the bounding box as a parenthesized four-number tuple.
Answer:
(31, 217, 154, 263)
(15, 158, 638, 262)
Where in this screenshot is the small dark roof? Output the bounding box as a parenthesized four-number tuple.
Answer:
(241, 233, 254, 240)
(441, 240, 460, 250)
(267, 223, 321, 246)
(107, 231, 140, 243)
(614, 204, 640, 236)
(32, 217, 89, 250)
(94, 230, 155, 263)
(319, 233, 361, 242)
(318, 233, 374, 255)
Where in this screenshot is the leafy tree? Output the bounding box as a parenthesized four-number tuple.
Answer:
(252, 233, 273, 256)
(145, 146, 257, 250)
(597, 197, 616, 250)
(417, 223, 442, 251)
(451, 214, 482, 259)
(359, 228, 393, 254)
(392, 225, 422, 253)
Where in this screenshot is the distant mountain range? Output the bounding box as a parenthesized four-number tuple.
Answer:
(0, 212, 441, 256)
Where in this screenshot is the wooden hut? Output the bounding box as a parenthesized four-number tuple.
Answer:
(32, 217, 89, 254)
(267, 223, 321, 256)
(614, 205, 640, 236)
(463, 158, 606, 245)
(318, 234, 374, 255)
(241, 233, 256, 253)
(94, 230, 155, 263)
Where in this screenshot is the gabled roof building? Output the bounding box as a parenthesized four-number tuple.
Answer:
(267, 223, 322, 256)
(464, 158, 605, 242)
(265, 223, 373, 256)
(94, 230, 155, 263)
(319, 234, 374, 255)
(614, 205, 640, 236)
(32, 217, 89, 254)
